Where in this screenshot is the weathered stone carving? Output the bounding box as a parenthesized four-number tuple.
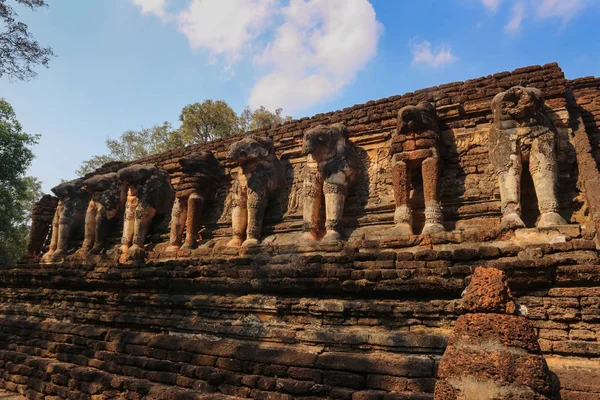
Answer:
(227, 135, 284, 247)
(434, 267, 553, 399)
(117, 164, 174, 261)
(25, 195, 59, 258)
(489, 86, 567, 231)
(391, 101, 444, 235)
(41, 179, 89, 262)
(167, 151, 220, 253)
(302, 123, 361, 242)
(76, 172, 124, 256)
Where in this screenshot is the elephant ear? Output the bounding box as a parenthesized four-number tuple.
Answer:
(330, 123, 349, 155)
(250, 135, 275, 157)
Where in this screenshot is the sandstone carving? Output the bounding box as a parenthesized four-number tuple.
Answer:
(25, 194, 59, 258)
(391, 101, 444, 235)
(227, 135, 284, 247)
(167, 151, 220, 253)
(489, 86, 567, 231)
(434, 267, 553, 399)
(302, 123, 360, 242)
(117, 164, 174, 261)
(76, 172, 124, 256)
(41, 179, 89, 263)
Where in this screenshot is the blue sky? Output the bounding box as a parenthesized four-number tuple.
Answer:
(1, 0, 599, 193)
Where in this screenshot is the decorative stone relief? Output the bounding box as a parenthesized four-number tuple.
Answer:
(227, 136, 284, 247)
(41, 179, 89, 263)
(391, 101, 444, 235)
(302, 123, 361, 242)
(117, 164, 174, 261)
(76, 172, 124, 256)
(489, 86, 567, 230)
(25, 194, 58, 258)
(167, 151, 220, 254)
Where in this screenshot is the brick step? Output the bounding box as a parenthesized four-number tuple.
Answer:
(0, 350, 240, 400)
(0, 320, 437, 399)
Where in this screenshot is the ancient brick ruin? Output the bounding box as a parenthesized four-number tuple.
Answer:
(2, 63, 600, 399)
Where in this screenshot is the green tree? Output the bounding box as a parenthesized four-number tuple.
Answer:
(1, 0, 54, 81)
(0, 98, 42, 264)
(76, 102, 293, 176)
(76, 122, 184, 175)
(179, 100, 239, 143)
(238, 106, 292, 132)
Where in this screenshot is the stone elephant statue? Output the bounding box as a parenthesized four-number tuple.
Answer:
(489, 86, 567, 231)
(167, 151, 220, 254)
(41, 179, 89, 263)
(76, 172, 125, 256)
(227, 135, 284, 247)
(302, 123, 361, 242)
(25, 194, 58, 258)
(117, 164, 174, 261)
(391, 101, 444, 235)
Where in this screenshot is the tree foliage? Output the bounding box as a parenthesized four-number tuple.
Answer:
(0, 0, 54, 81)
(75, 122, 183, 176)
(0, 98, 42, 264)
(179, 100, 239, 143)
(77, 102, 292, 175)
(238, 106, 292, 132)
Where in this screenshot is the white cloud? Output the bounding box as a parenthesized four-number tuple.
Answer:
(479, 0, 502, 12)
(249, 0, 382, 113)
(505, 1, 526, 33)
(409, 40, 458, 68)
(132, 0, 169, 18)
(130, 0, 381, 115)
(177, 0, 277, 66)
(533, 0, 587, 21)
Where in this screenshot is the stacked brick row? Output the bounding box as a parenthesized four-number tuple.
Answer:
(2, 236, 600, 398)
(0, 320, 436, 400)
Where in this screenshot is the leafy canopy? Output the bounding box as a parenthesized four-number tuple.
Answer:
(77, 101, 292, 175)
(0, 0, 54, 81)
(0, 98, 42, 264)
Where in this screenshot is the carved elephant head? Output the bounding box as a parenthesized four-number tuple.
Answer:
(396, 101, 440, 137)
(491, 86, 545, 122)
(302, 123, 349, 159)
(228, 135, 274, 166)
(179, 151, 220, 175)
(82, 172, 118, 193)
(51, 178, 86, 199)
(117, 164, 158, 185)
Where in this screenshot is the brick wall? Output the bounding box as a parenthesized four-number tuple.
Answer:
(3, 64, 600, 399)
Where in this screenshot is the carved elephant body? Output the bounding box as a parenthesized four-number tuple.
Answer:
(77, 172, 124, 255)
(41, 179, 89, 262)
(117, 164, 174, 261)
(227, 136, 284, 247)
(489, 86, 567, 230)
(168, 151, 220, 253)
(302, 123, 361, 242)
(25, 194, 59, 258)
(391, 101, 444, 235)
